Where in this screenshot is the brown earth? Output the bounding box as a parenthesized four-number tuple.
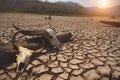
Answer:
(0, 13, 120, 80)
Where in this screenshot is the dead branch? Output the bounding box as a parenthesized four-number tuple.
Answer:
(100, 20, 120, 27)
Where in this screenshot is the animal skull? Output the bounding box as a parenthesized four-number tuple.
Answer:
(46, 28, 62, 51)
(12, 25, 62, 72)
(16, 45, 33, 72)
(16, 45, 43, 72)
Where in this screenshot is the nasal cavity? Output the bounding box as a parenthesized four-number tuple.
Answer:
(18, 62, 25, 71)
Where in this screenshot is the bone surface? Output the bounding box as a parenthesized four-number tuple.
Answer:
(16, 45, 33, 72)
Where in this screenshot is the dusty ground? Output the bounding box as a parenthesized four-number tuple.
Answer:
(0, 13, 120, 80)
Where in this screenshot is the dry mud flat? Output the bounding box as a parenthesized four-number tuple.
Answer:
(0, 13, 120, 80)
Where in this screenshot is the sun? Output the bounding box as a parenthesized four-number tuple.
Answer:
(98, 0, 109, 8)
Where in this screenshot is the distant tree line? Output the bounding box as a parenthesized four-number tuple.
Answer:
(0, 0, 84, 15)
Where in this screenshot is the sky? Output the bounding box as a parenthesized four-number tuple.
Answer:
(43, 0, 120, 8)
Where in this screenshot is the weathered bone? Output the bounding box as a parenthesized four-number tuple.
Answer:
(13, 27, 62, 71)
(16, 45, 33, 72)
(46, 28, 62, 50)
(13, 24, 48, 36)
(15, 36, 45, 72)
(12, 24, 62, 50)
(0, 32, 72, 68)
(0, 24, 72, 72)
(16, 45, 44, 72)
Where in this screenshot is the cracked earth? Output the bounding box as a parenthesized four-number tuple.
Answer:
(0, 13, 120, 80)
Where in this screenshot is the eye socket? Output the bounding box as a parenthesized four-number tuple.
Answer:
(48, 36, 53, 39)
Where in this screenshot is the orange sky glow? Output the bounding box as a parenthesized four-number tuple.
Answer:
(98, 0, 110, 8)
(48, 0, 120, 8)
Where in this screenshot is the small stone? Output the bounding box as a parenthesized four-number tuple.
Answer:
(76, 51, 84, 56)
(69, 64, 79, 69)
(32, 60, 41, 66)
(60, 62, 68, 68)
(98, 57, 107, 62)
(50, 56, 57, 61)
(83, 46, 91, 50)
(57, 54, 67, 62)
(68, 43, 74, 47)
(39, 74, 53, 80)
(108, 47, 118, 53)
(7, 63, 16, 70)
(65, 52, 73, 56)
(51, 67, 64, 74)
(99, 44, 110, 50)
(82, 49, 88, 52)
(75, 55, 85, 60)
(48, 52, 57, 56)
(70, 58, 84, 64)
(42, 49, 47, 53)
(96, 65, 110, 75)
(87, 54, 95, 58)
(65, 50, 72, 53)
(0, 74, 7, 80)
(92, 53, 102, 57)
(82, 41, 91, 47)
(64, 68, 72, 73)
(26, 64, 33, 71)
(62, 46, 67, 50)
(101, 77, 109, 80)
(56, 77, 64, 80)
(106, 57, 115, 61)
(105, 40, 110, 44)
(33, 65, 48, 73)
(80, 63, 94, 69)
(115, 56, 120, 61)
(74, 44, 79, 47)
(70, 76, 84, 80)
(112, 70, 120, 79)
(116, 50, 120, 54)
(38, 55, 49, 62)
(91, 59, 104, 65)
(48, 61, 59, 68)
(0, 70, 4, 74)
(72, 69, 83, 76)
(108, 52, 115, 56)
(59, 72, 69, 79)
(84, 70, 100, 80)
(20, 73, 28, 79)
(111, 66, 120, 71)
(101, 52, 108, 56)
(10, 72, 17, 78)
(88, 49, 99, 53)
(73, 46, 79, 50)
(105, 60, 117, 65)
(89, 41, 96, 46)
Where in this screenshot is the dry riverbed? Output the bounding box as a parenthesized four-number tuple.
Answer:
(0, 13, 120, 80)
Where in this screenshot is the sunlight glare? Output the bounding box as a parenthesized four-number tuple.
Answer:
(98, 0, 109, 8)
